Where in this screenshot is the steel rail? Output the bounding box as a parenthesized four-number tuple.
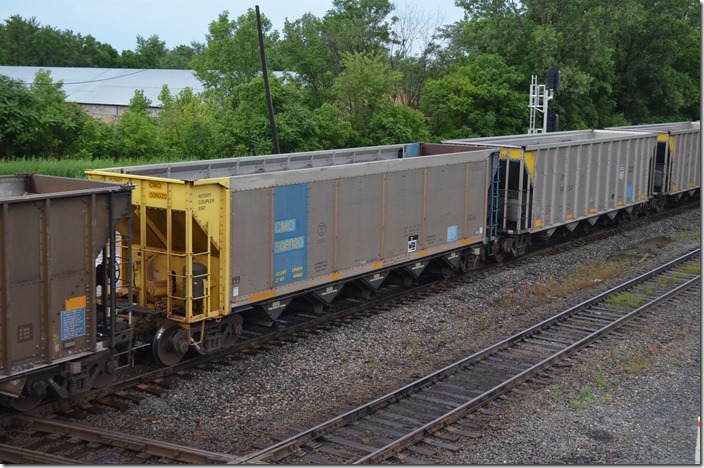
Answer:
(10, 415, 242, 464)
(0, 442, 84, 464)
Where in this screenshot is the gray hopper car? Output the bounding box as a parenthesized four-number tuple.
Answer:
(88, 143, 498, 365)
(444, 129, 664, 254)
(606, 122, 701, 202)
(0, 174, 133, 410)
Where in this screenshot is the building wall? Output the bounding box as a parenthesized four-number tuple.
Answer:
(79, 103, 161, 123)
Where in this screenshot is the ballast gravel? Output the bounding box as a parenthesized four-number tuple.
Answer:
(82, 208, 701, 464)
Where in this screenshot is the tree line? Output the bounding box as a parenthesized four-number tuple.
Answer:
(0, 0, 699, 161)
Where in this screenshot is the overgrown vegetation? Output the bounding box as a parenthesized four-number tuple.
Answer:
(0, 0, 699, 165)
(488, 258, 629, 311)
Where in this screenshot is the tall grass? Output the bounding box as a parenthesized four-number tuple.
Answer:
(0, 156, 197, 179)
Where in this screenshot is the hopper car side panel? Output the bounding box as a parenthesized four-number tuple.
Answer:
(444, 130, 658, 236)
(607, 122, 701, 196)
(229, 150, 494, 309)
(667, 129, 701, 194)
(531, 134, 654, 230)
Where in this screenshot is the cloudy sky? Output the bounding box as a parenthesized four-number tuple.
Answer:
(1, 0, 467, 52)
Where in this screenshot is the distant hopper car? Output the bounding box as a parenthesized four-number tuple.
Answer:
(0, 122, 698, 410)
(606, 122, 701, 206)
(444, 122, 700, 258)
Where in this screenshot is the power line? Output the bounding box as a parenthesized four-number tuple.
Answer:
(8, 68, 149, 86)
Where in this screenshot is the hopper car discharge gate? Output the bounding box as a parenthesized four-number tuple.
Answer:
(88, 142, 501, 366)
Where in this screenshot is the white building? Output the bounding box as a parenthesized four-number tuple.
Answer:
(0, 66, 204, 122)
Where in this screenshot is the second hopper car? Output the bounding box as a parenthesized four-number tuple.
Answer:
(87, 143, 501, 366)
(444, 123, 700, 259)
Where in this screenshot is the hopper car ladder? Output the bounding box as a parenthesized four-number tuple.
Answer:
(488, 152, 501, 240)
(105, 196, 136, 370)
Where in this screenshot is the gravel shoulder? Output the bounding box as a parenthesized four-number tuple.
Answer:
(82, 208, 702, 463)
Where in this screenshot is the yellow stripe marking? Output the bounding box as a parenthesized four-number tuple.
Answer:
(373, 261, 384, 268)
(418, 250, 428, 257)
(330, 273, 342, 280)
(460, 238, 476, 245)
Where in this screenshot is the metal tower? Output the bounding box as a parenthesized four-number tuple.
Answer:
(528, 67, 560, 134)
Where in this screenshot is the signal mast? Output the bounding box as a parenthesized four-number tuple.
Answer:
(528, 67, 560, 133)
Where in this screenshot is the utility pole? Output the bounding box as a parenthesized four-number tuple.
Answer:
(528, 67, 560, 134)
(256, 5, 280, 154)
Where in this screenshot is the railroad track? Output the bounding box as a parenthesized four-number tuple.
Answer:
(0, 415, 241, 464)
(242, 249, 700, 464)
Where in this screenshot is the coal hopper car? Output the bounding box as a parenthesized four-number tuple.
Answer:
(87, 142, 499, 366)
(444, 129, 663, 259)
(0, 174, 133, 410)
(606, 121, 701, 208)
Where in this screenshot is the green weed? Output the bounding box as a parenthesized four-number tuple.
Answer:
(0, 156, 194, 178)
(570, 386, 597, 410)
(605, 292, 647, 309)
(595, 372, 610, 388)
(680, 263, 701, 275)
(368, 356, 380, 372)
(620, 354, 652, 373)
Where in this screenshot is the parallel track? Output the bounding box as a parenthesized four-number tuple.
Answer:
(242, 249, 700, 464)
(0, 415, 241, 464)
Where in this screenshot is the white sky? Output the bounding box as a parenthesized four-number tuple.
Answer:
(0, 0, 467, 53)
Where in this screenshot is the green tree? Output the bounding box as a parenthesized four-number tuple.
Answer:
(192, 9, 279, 104)
(69, 118, 116, 159)
(445, 0, 700, 128)
(367, 105, 431, 144)
(421, 54, 525, 139)
(322, 0, 396, 68)
(29, 69, 88, 157)
(333, 51, 402, 136)
(0, 15, 122, 67)
(228, 74, 322, 154)
(0, 75, 39, 158)
(158, 85, 228, 159)
(1, 15, 43, 65)
(610, 0, 700, 122)
(114, 90, 164, 160)
(280, 14, 336, 107)
(160, 44, 198, 69)
(79, 35, 121, 67)
(311, 103, 359, 149)
(122, 34, 168, 68)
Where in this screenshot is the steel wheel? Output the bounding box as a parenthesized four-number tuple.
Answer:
(153, 325, 189, 366)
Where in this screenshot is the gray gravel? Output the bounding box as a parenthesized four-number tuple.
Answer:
(82, 208, 701, 463)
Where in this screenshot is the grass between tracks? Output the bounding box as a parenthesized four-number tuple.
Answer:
(488, 258, 630, 311)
